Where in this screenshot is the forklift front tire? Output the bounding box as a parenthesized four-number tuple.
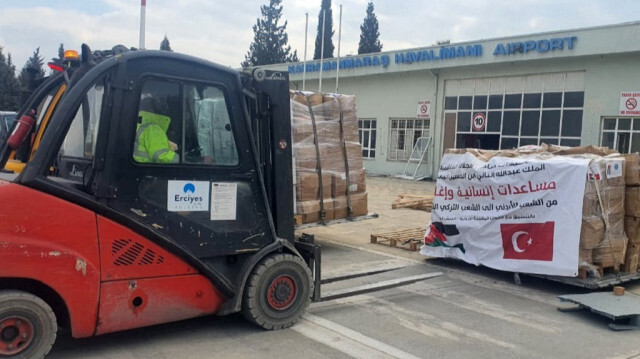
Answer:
(242, 253, 312, 330)
(0, 290, 57, 359)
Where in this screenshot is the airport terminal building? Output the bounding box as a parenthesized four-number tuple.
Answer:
(266, 21, 640, 178)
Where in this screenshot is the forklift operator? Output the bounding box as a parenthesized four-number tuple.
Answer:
(133, 98, 179, 164)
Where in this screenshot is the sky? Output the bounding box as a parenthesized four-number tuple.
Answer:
(1, 0, 639, 71)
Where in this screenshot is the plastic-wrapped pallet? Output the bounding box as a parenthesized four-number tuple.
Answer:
(291, 91, 368, 224)
(579, 154, 627, 270)
(444, 145, 630, 273)
(623, 153, 640, 272)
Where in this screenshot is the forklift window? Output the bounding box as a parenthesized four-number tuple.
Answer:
(52, 80, 105, 184)
(134, 79, 238, 166)
(60, 84, 104, 159)
(189, 85, 238, 166)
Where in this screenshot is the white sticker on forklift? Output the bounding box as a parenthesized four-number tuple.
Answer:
(167, 180, 210, 212)
(211, 182, 237, 220)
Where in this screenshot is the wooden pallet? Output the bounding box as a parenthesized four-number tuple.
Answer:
(370, 228, 425, 251)
(577, 264, 628, 280)
(391, 194, 433, 212)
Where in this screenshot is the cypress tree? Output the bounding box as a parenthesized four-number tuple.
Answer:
(242, 0, 298, 67)
(313, 0, 334, 60)
(160, 35, 173, 51)
(57, 43, 65, 60)
(0, 47, 21, 110)
(358, 2, 383, 55)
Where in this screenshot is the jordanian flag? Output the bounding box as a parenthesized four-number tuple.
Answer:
(424, 222, 466, 253)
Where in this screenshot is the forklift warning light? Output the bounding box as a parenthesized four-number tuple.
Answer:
(63, 50, 79, 61)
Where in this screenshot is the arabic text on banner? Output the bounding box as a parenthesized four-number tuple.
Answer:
(420, 153, 589, 276)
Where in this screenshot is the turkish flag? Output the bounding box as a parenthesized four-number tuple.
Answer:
(501, 222, 554, 261)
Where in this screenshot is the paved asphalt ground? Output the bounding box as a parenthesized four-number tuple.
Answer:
(48, 176, 640, 359)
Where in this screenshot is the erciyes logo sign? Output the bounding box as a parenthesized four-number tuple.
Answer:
(168, 180, 210, 212)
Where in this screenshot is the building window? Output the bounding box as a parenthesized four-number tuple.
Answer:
(444, 74, 584, 150)
(601, 117, 640, 154)
(388, 118, 430, 161)
(358, 118, 377, 159)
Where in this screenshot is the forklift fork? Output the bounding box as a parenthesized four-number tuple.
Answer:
(294, 234, 442, 302)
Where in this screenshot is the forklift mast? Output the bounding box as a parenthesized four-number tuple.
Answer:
(242, 69, 295, 243)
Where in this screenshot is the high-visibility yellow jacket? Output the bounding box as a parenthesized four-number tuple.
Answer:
(133, 111, 178, 163)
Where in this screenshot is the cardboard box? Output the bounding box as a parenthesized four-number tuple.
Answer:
(319, 145, 347, 172)
(293, 123, 314, 144)
(624, 216, 640, 245)
(296, 199, 335, 223)
(593, 234, 627, 267)
(622, 243, 640, 273)
(293, 120, 342, 145)
(625, 186, 640, 216)
(579, 248, 593, 263)
(297, 172, 332, 201)
(333, 192, 368, 219)
(345, 142, 364, 171)
(548, 144, 616, 156)
(580, 217, 605, 249)
(582, 194, 600, 217)
(316, 121, 341, 145)
(331, 169, 367, 197)
(292, 92, 323, 106)
(624, 153, 640, 185)
(294, 145, 317, 170)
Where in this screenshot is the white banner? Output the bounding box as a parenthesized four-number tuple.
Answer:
(420, 153, 589, 276)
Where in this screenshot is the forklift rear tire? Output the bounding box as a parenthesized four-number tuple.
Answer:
(242, 253, 312, 330)
(0, 290, 57, 359)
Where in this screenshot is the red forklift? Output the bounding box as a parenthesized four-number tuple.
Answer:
(0, 45, 435, 358)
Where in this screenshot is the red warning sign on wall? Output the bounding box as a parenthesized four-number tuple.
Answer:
(416, 101, 431, 119)
(620, 92, 640, 115)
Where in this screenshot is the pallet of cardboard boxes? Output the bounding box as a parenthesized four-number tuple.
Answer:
(448, 145, 640, 278)
(623, 153, 640, 273)
(291, 91, 368, 224)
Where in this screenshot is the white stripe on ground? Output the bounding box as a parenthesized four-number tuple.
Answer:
(403, 288, 561, 333)
(292, 313, 422, 359)
(367, 296, 519, 350)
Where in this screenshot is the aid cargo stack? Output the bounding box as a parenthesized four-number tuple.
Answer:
(445, 145, 638, 277)
(623, 153, 640, 273)
(577, 154, 626, 274)
(290, 91, 368, 224)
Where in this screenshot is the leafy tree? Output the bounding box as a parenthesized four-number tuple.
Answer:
(18, 47, 46, 90)
(242, 0, 298, 67)
(0, 47, 21, 110)
(313, 0, 334, 60)
(160, 35, 172, 51)
(358, 2, 382, 55)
